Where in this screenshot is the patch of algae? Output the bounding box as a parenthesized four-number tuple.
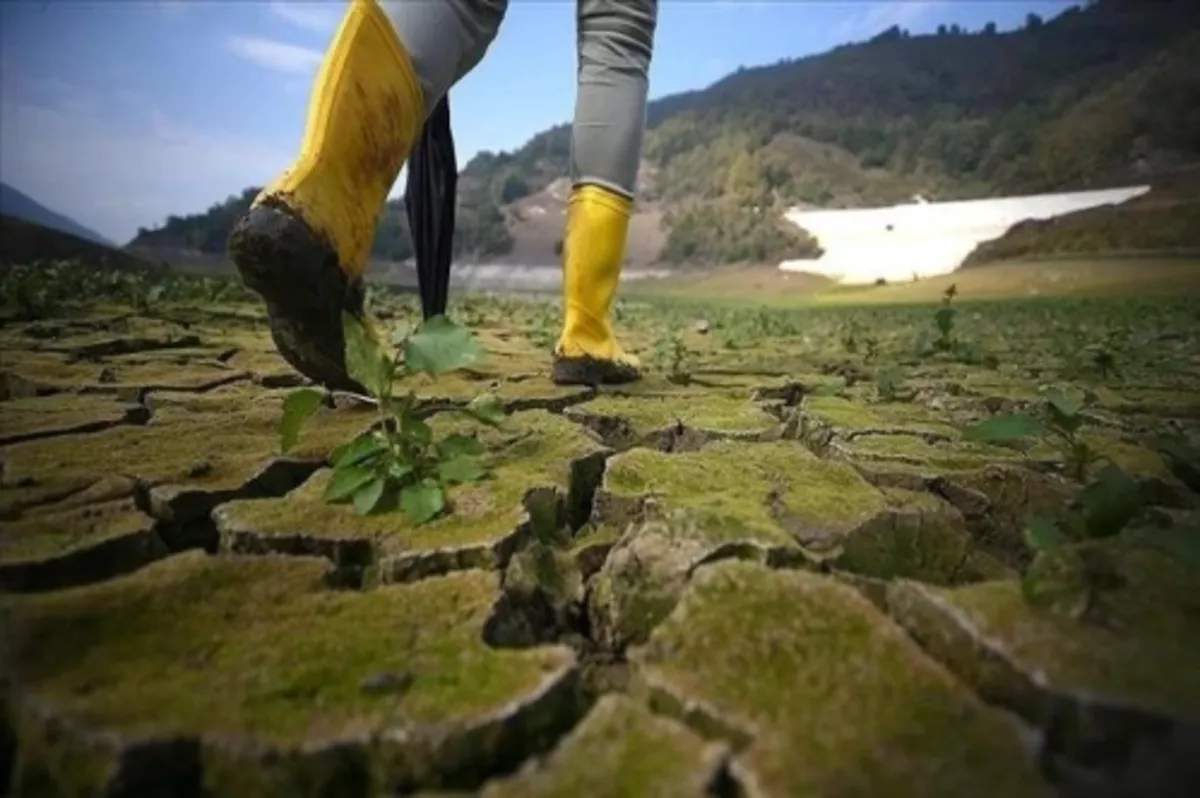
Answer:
(800, 394, 961, 441)
(480, 695, 725, 798)
(888, 541, 1200, 725)
(836, 488, 976, 586)
(396, 367, 593, 413)
(588, 442, 952, 650)
(0, 497, 159, 568)
(630, 561, 1053, 798)
(214, 410, 608, 584)
(0, 394, 148, 445)
(1094, 387, 1200, 418)
(567, 394, 780, 441)
(1083, 432, 1186, 489)
(4, 347, 248, 393)
(838, 433, 1025, 472)
(0, 391, 373, 521)
(4, 551, 576, 795)
(599, 441, 881, 550)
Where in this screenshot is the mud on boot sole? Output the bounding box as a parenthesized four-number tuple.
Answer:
(552, 354, 641, 386)
(227, 203, 367, 393)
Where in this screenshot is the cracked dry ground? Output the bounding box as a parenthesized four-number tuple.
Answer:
(2, 300, 1200, 798)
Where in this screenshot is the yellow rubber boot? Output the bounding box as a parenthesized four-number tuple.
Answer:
(227, 0, 423, 392)
(552, 184, 642, 386)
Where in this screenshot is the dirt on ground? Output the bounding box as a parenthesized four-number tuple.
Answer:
(2, 274, 1199, 797)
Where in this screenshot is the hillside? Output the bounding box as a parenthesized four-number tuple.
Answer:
(1, 215, 163, 275)
(0, 183, 113, 247)
(131, 0, 1200, 270)
(961, 166, 1200, 267)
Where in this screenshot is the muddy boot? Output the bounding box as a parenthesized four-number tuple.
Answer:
(227, 0, 424, 393)
(551, 185, 643, 386)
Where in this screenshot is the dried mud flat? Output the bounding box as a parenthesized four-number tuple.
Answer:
(2, 293, 1200, 798)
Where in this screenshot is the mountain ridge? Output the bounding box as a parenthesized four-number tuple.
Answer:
(0, 183, 114, 248)
(129, 0, 1200, 271)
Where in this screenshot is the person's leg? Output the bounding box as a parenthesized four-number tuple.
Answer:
(228, 0, 506, 392)
(553, 0, 658, 386)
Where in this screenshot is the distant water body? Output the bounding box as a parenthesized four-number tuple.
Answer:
(447, 264, 671, 293)
(779, 185, 1152, 285)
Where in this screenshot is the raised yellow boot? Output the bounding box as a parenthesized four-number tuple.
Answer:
(552, 184, 642, 386)
(227, 0, 423, 392)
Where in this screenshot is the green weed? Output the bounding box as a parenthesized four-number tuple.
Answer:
(280, 313, 506, 524)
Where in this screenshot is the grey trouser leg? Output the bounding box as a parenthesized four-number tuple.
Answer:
(379, 0, 507, 116)
(571, 0, 658, 199)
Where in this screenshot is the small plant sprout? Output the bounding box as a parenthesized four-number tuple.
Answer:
(873, 365, 907, 402)
(934, 284, 957, 353)
(842, 322, 859, 354)
(650, 331, 692, 384)
(863, 335, 880, 364)
(1074, 341, 1121, 381)
(1019, 461, 1200, 622)
(280, 312, 507, 524)
(961, 386, 1099, 480)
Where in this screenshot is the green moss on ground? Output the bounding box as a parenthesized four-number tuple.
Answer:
(589, 442, 982, 649)
(888, 541, 1200, 723)
(0, 497, 155, 566)
(801, 395, 961, 438)
(214, 411, 607, 583)
(839, 433, 1024, 472)
(0, 394, 148, 445)
(481, 695, 724, 798)
(599, 441, 878, 550)
(4, 552, 576, 793)
(631, 561, 1054, 797)
(0, 392, 373, 518)
(567, 393, 780, 440)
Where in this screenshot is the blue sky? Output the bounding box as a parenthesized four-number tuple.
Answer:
(0, 0, 1070, 244)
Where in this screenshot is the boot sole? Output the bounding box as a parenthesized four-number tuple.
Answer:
(227, 203, 366, 393)
(552, 355, 641, 386)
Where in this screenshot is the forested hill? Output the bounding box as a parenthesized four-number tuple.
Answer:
(130, 0, 1200, 268)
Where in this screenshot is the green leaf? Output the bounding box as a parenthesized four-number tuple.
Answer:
(324, 464, 377, 504)
(280, 388, 324, 452)
(403, 315, 484, 376)
(1023, 517, 1068, 551)
(403, 416, 432, 445)
(400, 480, 446, 525)
(1077, 464, 1143, 539)
(390, 320, 411, 347)
(935, 306, 956, 334)
(962, 413, 1044, 444)
(342, 312, 392, 397)
(353, 477, 388, 516)
(438, 455, 487, 485)
(438, 433, 485, 459)
(1043, 387, 1084, 430)
(1021, 548, 1092, 621)
(331, 432, 389, 468)
(463, 392, 506, 427)
(388, 460, 415, 482)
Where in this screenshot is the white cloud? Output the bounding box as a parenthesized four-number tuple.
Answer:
(269, 1, 342, 34)
(226, 35, 322, 74)
(834, 1, 945, 41)
(0, 79, 291, 243)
